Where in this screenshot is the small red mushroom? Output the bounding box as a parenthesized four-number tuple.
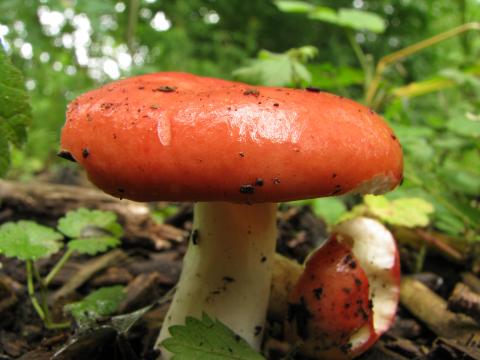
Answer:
(285, 217, 400, 359)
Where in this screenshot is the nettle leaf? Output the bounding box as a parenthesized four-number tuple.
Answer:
(161, 313, 265, 360)
(0, 48, 32, 177)
(0, 221, 63, 260)
(67, 236, 120, 256)
(58, 208, 123, 238)
(65, 286, 125, 326)
(363, 195, 434, 228)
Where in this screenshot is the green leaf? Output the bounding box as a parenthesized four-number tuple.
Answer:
(311, 197, 347, 224)
(233, 47, 316, 87)
(308, 63, 364, 89)
(309, 7, 386, 33)
(0, 48, 32, 176)
(57, 208, 123, 238)
(68, 236, 120, 256)
(363, 195, 435, 228)
(336, 9, 386, 33)
(308, 7, 338, 23)
(65, 286, 125, 326)
(274, 1, 314, 13)
(446, 113, 480, 138)
(161, 313, 265, 360)
(0, 221, 63, 260)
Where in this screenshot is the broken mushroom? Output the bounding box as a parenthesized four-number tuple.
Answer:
(285, 217, 401, 359)
(59, 72, 402, 356)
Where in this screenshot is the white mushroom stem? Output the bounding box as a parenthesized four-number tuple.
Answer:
(156, 202, 278, 356)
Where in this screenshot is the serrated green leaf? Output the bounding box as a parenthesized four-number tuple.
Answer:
(0, 48, 32, 177)
(162, 313, 265, 360)
(57, 208, 123, 238)
(65, 286, 125, 326)
(0, 221, 63, 260)
(68, 236, 120, 255)
(364, 195, 434, 228)
(274, 0, 314, 13)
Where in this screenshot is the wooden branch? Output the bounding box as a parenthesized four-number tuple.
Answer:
(50, 249, 127, 303)
(400, 277, 480, 344)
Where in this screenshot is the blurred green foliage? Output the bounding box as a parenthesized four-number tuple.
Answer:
(0, 0, 479, 244)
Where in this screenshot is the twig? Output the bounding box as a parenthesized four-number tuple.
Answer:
(400, 277, 480, 344)
(51, 249, 127, 303)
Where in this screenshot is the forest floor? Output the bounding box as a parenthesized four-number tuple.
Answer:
(0, 178, 479, 360)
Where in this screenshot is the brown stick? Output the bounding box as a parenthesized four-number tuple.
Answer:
(50, 249, 127, 302)
(400, 277, 480, 344)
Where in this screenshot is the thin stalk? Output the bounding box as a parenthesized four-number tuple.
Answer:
(44, 248, 74, 286)
(126, 0, 140, 54)
(26, 260, 46, 321)
(346, 30, 371, 91)
(31, 263, 51, 322)
(365, 22, 480, 106)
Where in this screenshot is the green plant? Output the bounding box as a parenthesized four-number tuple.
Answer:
(0, 47, 32, 176)
(0, 208, 122, 329)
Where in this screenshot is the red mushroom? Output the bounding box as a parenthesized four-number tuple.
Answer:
(285, 217, 401, 359)
(60, 72, 402, 356)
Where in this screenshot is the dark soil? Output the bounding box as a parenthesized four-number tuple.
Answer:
(0, 181, 479, 360)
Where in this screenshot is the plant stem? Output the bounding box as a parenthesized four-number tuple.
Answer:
(31, 263, 52, 323)
(44, 248, 74, 286)
(28, 260, 72, 330)
(365, 22, 480, 106)
(126, 0, 140, 54)
(26, 260, 46, 321)
(346, 30, 371, 92)
(156, 202, 278, 358)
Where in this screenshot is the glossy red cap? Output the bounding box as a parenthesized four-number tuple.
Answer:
(61, 72, 403, 202)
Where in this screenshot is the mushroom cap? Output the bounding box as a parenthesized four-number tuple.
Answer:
(61, 72, 403, 203)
